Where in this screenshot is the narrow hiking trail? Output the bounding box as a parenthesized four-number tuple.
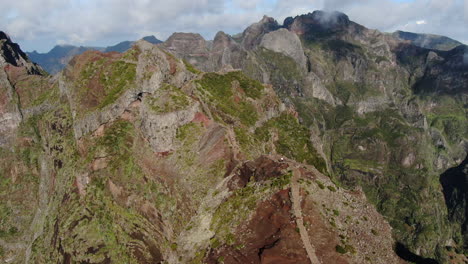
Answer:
(291, 167, 321, 264)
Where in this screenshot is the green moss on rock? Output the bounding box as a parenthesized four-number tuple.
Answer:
(255, 113, 326, 172)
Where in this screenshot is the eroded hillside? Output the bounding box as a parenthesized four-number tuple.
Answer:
(0, 10, 467, 264)
(0, 31, 405, 263)
(159, 11, 468, 263)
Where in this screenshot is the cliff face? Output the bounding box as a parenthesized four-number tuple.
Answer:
(158, 10, 468, 263)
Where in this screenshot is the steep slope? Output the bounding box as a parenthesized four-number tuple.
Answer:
(26, 36, 162, 74)
(160, 10, 468, 263)
(0, 34, 404, 264)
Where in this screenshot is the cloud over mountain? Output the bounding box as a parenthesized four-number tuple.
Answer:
(1, 0, 466, 52)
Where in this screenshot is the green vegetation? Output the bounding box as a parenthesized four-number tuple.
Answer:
(146, 83, 191, 114)
(255, 113, 326, 172)
(270, 172, 292, 189)
(335, 243, 356, 255)
(316, 180, 325, 189)
(210, 183, 261, 246)
(183, 60, 201, 74)
(77, 57, 136, 113)
(326, 81, 378, 104)
(304, 38, 365, 60)
(335, 245, 347, 254)
(197, 71, 262, 126)
(258, 48, 302, 82)
(98, 61, 137, 109)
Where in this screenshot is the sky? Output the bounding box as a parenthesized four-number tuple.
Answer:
(1, 0, 467, 52)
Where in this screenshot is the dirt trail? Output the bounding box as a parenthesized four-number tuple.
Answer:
(291, 167, 321, 264)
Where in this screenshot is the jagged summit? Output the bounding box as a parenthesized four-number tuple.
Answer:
(0, 31, 11, 42)
(284, 10, 350, 27)
(0, 31, 43, 75)
(241, 15, 279, 49)
(283, 10, 361, 37)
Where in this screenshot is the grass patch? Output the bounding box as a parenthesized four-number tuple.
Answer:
(146, 83, 191, 114)
(197, 71, 262, 126)
(255, 113, 326, 172)
(183, 60, 201, 74)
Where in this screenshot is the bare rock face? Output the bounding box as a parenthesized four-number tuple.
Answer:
(164, 32, 209, 55)
(241, 16, 279, 50)
(0, 31, 46, 148)
(260, 28, 308, 69)
(140, 102, 200, 153)
(210, 31, 246, 71)
(0, 31, 42, 74)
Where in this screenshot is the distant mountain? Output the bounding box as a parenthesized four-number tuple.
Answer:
(26, 36, 162, 74)
(393, 30, 462, 51)
(104, 36, 162, 53)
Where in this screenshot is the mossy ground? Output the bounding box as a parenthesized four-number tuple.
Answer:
(254, 113, 327, 172)
(196, 71, 263, 126)
(145, 83, 191, 114)
(73, 52, 137, 115)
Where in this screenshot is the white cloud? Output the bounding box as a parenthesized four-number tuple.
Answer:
(0, 0, 466, 52)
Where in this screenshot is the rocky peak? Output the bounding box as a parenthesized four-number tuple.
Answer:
(212, 31, 238, 51)
(0, 31, 44, 79)
(0, 31, 30, 68)
(285, 10, 352, 36)
(0, 31, 11, 42)
(213, 31, 230, 45)
(163, 32, 209, 55)
(241, 15, 279, 49)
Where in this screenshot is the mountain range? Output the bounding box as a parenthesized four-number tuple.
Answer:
(0, 10, 467, 264)
(26, 36, 162, 74)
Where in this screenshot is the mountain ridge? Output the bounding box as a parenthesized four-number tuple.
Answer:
(25, 35, 162, 74)
(0, 9, 467, 263)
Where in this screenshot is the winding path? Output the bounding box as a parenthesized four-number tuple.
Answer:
(291, 167, 321, 264)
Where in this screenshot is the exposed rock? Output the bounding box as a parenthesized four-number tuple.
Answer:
(163, 32, 209, 61)
(140, 101, 200, 153)
(260, 28, 307, 69)
(241, 16, 279, 50)
(285, 11, 353, 36)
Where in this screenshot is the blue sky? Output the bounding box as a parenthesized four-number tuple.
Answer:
(1, 0, 466, 52)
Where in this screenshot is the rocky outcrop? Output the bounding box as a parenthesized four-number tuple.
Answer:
(163, 33, 209, 57)
(241, 15, 279, 50)
(0, 31, 45, 148)
(260, 28, 307, 69)
(284, 11, 354, 36)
